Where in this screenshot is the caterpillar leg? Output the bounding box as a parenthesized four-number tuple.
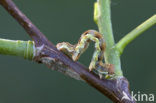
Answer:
(96, 62, 115, 79)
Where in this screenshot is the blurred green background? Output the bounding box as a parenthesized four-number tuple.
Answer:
(0, 0, 155, 103)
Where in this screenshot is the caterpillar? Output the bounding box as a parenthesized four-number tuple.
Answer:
(56, 30, 114, 79)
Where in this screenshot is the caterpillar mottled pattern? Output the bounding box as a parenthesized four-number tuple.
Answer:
(56, 30, 114, 79)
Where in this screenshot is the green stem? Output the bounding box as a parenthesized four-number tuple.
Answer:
(116, 14, 156, 55)
(94, 0, 123, 76)
(0, 38, 35, 60)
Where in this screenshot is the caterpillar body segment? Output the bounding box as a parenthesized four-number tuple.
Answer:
(56, 42, 75, 58)
(56, 30, 114, 79)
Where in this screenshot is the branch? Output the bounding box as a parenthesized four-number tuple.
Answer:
(0, 38, 132, 103)
(0, 38, 34, 59)
(0, 0, 135, 102)
(94, 0, 135, 102)
(116, 14, 156, 55)
(94, 0, 122, 76)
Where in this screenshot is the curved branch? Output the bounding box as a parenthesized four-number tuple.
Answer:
(0, 0, 135, 102)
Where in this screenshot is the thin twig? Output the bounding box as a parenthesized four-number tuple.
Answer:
(0, 0, 134, 102)
(0, 38, 34, 59)
(116, 15, 156, 55)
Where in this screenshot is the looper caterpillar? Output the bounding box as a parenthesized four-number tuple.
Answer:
(56, 30, 114, 79)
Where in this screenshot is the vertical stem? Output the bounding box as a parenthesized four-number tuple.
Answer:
(95, 0, 122, 76)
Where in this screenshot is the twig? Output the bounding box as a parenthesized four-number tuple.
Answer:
(94, 0, 135, 102)
(94, 0, 123, 76)
(116, 15, 156, 55)
(0, 0, 135, 102)
(0, 38, 34, 59)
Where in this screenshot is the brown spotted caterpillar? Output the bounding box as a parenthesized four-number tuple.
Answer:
(56, 30, 114, 79)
